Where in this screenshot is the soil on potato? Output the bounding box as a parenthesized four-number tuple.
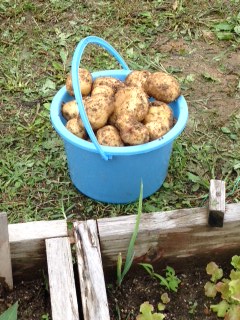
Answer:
(107, 262, 230, 320)
(0, 278, 51, 319)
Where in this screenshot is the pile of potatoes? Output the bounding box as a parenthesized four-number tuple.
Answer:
(61, 68, 181, 147)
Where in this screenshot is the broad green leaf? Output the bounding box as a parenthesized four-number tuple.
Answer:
(204, 281, 217, 298)
(216, 280, 231, 301)
(230, 269, 240, 280)
(221, 127, 231, 134)
(139, 301, 154, 314)
(214, 22, 234, 31)
(229, 279, 240, 302)
(231, 255, 240, 270)
(206, 261, 223, 282)
(210, 300, 229, 317)
(216, 32, 234, 40)
(0, 302, 18, 320)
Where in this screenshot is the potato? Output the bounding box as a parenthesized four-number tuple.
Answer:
(65, 117, 86, 139)
(96, 125, 124, 147)
(84, 94, 114, 130)
(66, 68, 92, 96)
(144, 101, 173, 126)
(144, 72, 181, 103)
(114, 86, 149, 122)
(92, 77, 124, 91)
(125, 70, 151, 90)
(62, 100, 79, 120)
(91, 85, 115, 98)
(144, 101, 173, 140)
(115, 114, 150, 145)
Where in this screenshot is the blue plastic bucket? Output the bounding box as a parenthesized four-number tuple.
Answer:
(50, 36, 188, 204)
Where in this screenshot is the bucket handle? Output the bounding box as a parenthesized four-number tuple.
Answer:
(71, 36, 130, 161)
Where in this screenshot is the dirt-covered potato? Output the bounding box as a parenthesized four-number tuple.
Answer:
(125, 70, 151, 90)
(92, 77, 124, 91)
(62, 100, 79, 120)
(144, 101, 173, 140)
(96, 125, 124, 147)
(114, 86, 149, 122)
(91, 85, 115, 97)
(115, 114, 150, 145)
(84, 94, 114, 130)
(66, 68, 92, 96)
(65, 117, 86, 139)
(144, 72, 181, 103)
(144, 101, 173, 126)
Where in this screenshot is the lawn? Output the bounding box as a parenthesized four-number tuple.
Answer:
(0, 0, 239, 223)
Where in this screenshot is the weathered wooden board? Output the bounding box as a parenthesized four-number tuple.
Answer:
(208, 179, 226, 227)
(8, 220, 68, 279)
(97, 203, 240, 269)
(74, 220, 110, 320)
(46, 237, 79, 320)
(0, 213, 13, 289)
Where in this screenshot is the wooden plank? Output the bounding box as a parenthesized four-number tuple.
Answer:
(97, 203, 240, 268)
(46, 237, 79, 320)
(74, 220, 110, 320)
(208, 179, 226, 227)
(8, 220, 68, 279)
(0, 213, 13, 289)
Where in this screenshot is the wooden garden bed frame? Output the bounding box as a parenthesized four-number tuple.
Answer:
(0, 216, 79, 320)
(74, 180, 240, 320)
(1, 180, 239, 320)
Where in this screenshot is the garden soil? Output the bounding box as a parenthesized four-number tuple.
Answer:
(107, 260, 231, 320)
(0, 278, 51, 319)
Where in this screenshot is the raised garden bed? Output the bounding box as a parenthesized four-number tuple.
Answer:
(1, 180, 240, 319)
(73, 181, 240, 320)
(0, 215, 79, 320)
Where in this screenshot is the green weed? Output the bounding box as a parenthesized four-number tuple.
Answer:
(117, 182, 143, 286)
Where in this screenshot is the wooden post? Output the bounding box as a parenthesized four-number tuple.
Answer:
(0, 212, 13, 289)
(208, 179, 226, 227)
(74, 220, 110, 320)
(46, 237, 79, 320)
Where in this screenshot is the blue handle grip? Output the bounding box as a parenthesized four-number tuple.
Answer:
(71, 36, 130, 160)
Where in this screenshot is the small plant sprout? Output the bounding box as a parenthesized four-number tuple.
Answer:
(139, 263, 181, 292)
(136, 301, 165, 320)
(116, 182, 143, 286)
(161, 292, 170, 304)
(204, 261, 223, 298)
(204, 255, 240, 320)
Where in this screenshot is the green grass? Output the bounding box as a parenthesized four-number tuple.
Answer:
(0, 0, 239, 223)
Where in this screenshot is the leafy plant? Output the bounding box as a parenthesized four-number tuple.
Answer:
(139, 263, 181, 292)
(212, 12, 240, 40)
(116, 182, 143, 286)
(0, 302, 18, 320)
(204, 255, 240, 319)
(136, 301, 165, 320)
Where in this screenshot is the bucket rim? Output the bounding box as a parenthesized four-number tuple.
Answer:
(50, 69, 188, 157)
